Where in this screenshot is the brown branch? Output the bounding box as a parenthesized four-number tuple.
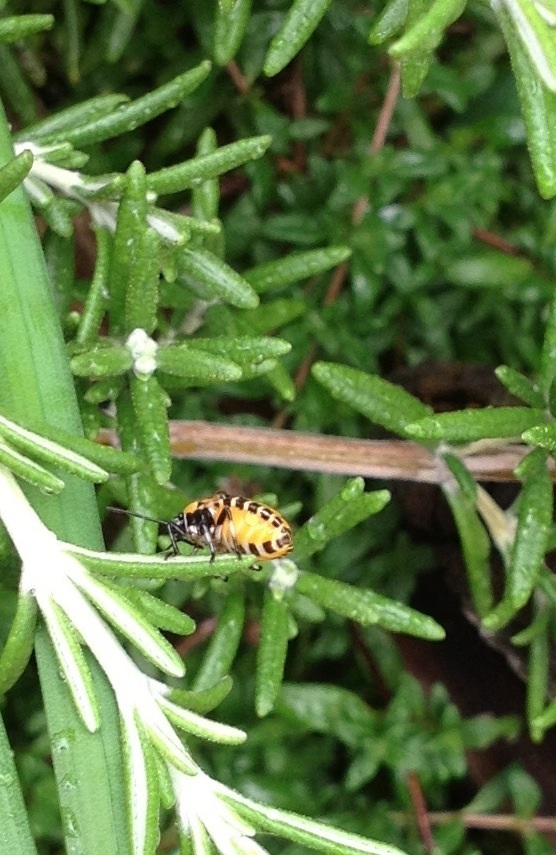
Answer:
(392, 809, 556, 834)
(472, 228, 523, 257)
(351, 62, 401, 226)
(97, 421, 545, 484)
(226, 60, 250, 95)
(370, 62, 401, 155)
(407, 772, 434, 853)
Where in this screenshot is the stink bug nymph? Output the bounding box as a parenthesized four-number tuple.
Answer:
(110, 491, 293, 562)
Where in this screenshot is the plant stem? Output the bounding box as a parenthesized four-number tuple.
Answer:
(0, 103, 128, 854)
(99, 421, 543, 484)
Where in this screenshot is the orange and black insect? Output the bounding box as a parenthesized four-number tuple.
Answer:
(111, 491, 293, 562)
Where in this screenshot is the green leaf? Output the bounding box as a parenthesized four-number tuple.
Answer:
(400, 51, 433, 99)
(151, 208, 220, 242)
(465, 769, 518, 814)
(492, 0, 556, 199)
(508, 450, 552, 610)
(256, 592, 291, 717)
(178, 247, 259, 309)
(525, 602, 550, 742)
(192, 589, 246, 692)
(129, 374, 171, 485)
(378, 0, 440, 96)
(41, 600, 100, 732)
(218, 0, 236, 12)
(26, 180, 75, 237)
(191, 128, 219, 221)
(278, 683, 377, 744)
(168, 677, 233, 715)
(0, 440, 65, 493)
(264, 0, 333, 77)
(244, 246, 352, 294)
(0, 44, 38, 127)
(0, 150, 33, 202)
(158, 696, 246, 744)
(209, 298, 305, 337)
(495, 366, 546, 409)
(124, 227, 161, 336)
(186, 335, 291, 366)
(0, 593, 37, 694)
(444, 250, 535, 289)
(295, 478, 390, 559)
(103, 1, 143, 64)
(313, 361, 433, 436)
(77, 576, 185, 677)
(460, 713, 519, 751)
(71, 345, 133, 377)
(532, 694, 556, 732)
(507, 764, 543, 817)
(483, 597, 521, 633)
(224, 787, 410, 855)
(83, 377, 124, 405)
(110, 393, 159, 558)
(0, 15, 53, 44)
(407, 407, 547, 442)
(523, 422, 556, 454)
(147, 135, 272, 196)
(389, 0, 466, 57)
(0, 413, 112, 484)
(124, 588, 196, 636)
(442, 479, 492, 617)
(265, 363, 296, 401)
(45, 229, 75, 318)
(213, 0, 252, 66)
(109, 160, 149, 336)
(122, 714, 161, 855)
(368, 0, 409, 44)
(297, 571, 445, 639)
(18, 95, 130, 142)
(23, 418, 141, 477)
(73, 545, 258, 581)
(500, 0, 556, 92)
(540, 285, 556, 393)
(56, 62, 212, 148)
(157, 344, 242, 383)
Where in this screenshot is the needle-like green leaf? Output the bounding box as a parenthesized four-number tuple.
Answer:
(264, 0, 333, 77)
(56, 62, 212, 148)
(313, 362, 432, 437)
(256, 592, 291, 717)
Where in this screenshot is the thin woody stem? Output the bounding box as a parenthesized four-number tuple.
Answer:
(97, 421, 542, 484)
(392, 810, 556, 834)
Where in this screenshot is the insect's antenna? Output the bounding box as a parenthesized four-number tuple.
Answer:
(108, 506, 166, 526)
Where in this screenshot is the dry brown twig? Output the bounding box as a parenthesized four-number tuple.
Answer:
(391, 809, 556, 835)
(97, 420, 548, 484)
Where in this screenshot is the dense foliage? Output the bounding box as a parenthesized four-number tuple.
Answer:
(0, 1, 556, 854)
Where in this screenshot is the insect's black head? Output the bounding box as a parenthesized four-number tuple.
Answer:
(167, 507, 216, 550)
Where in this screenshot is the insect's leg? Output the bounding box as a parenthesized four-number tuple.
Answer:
(202, 527, 217, 562)
(166, 522, 182, 557)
